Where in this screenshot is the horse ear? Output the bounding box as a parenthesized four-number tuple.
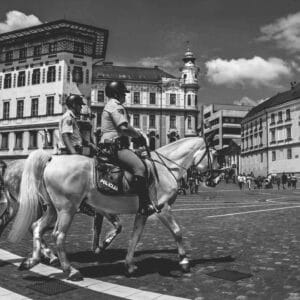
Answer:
(205, 132, 216, 147)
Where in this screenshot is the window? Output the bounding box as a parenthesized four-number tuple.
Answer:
(150, 93, 156, 105)
(29, 131, 38, 149)
(278, 111, 283, 123)
(259, 118, 263, 129)
(72, 66, 83, 84)
(260, 153, 263, 162)
(4, 74, 12, 89)
(272, 151, 276, 161)
(85, 69, 89, 84)
(16, 100, 24, 118)
(286, 126, 292, 139)
(67, 66, 71, 82)
(17, 71, 26, 87)
(97, 90, 104, 102)
(170, 93, 176, 105)
(170, 115, 176, 128)
(271, 129, 275, 142)
(74, 42, 84, 55)
(15, 132, 23, 149)
(42, 69, 46, 83)
(271, 113, 275, 124)
(31, 98, 39, 116)
(133, 92, 140, 104)
(133, 114, 140, 127)
(5, 51, 13, 62)
(46, 96, 54, 115)
(287, 148, 292, 159)
(47, 66, 56, 82)
(58, 66, 62, 81)
(187, 94, 191, 106)
(195, 95, 198, 106)
(32, 69, 40, 85)
(3, 102, 9, 120)
(187, 116, 192, 129)
(1, 133, 9, 149)
(19, 48, 27, 60)
(149, 115, 156, 128)
(33, 45, 41, 57)
(48, 42, 57, 54)
(286, 109, 291, 121)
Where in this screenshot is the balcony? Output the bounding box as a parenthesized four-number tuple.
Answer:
(270, 140, 276, 145)
(285, 137, 292, 142)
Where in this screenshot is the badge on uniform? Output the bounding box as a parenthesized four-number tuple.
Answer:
(117, 109, 124, 115)
(66, 119, 73, 126)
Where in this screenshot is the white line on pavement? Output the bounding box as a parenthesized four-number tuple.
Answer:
(0, 287, 31, 299)
(0, 249, 189, 300)
(206, 205, 300, 218)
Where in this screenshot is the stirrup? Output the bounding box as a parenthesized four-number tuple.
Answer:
(139, 203, 161, 216)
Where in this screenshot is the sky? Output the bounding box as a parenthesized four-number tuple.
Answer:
(0, 0, 300, 106)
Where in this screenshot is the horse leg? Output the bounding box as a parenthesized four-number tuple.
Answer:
(40, 238, 59, 266)
(92, 213, 104, 254)
(94, 213, 122, 254)
(0, 203, 15, 237)
(19, 204, 56, 271)
(156, 206, 190, 273)
(125, 213, 147, 276)
(53, 209, 82, 281)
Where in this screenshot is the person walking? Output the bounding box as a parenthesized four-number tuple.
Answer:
(281, 172, 287, 189)
(237, 174, 244, 190)
(291, 173, 297, 189)
(275, 174, 281, 190)
(287, 173, 292, 189)
(100, 81, 159, 216)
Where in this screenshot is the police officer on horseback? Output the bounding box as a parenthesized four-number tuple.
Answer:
(59, 94, 86, 155)
(100, 81, 159, 216)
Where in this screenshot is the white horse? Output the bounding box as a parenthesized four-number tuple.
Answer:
(9, 137, 220, 280)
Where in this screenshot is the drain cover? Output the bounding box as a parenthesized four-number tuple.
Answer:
(27, 279, 77, 295)
(207, 269, 252, 281)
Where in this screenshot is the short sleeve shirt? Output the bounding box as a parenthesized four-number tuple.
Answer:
(58, 109, 82, 148)
(100, 98, 129, 142)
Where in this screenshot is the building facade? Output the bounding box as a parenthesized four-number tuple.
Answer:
(202, 104, 252, 171)
(0, 20, 108, 160)
(241, 83, 300, 176)
(91, 49, 200, 149)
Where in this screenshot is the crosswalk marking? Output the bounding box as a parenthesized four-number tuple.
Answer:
(0, 249, 189, 300)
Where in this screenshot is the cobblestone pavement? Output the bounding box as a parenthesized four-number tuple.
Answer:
(0, 182, 300, 300)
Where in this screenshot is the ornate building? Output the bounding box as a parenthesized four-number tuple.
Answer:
(240, 83, 300, 176)
(91, 48, 200, 149)
(0, 20, 108, 160)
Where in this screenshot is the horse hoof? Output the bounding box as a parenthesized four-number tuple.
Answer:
(125, 264, 138, 277)
(180, 262, 190, 273)
(67, 270, 83, 281)
(19, 258, 34, 271)
(49, 257, 60, 267)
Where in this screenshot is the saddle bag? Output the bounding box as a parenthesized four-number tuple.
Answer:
(95, 160, 124, 195)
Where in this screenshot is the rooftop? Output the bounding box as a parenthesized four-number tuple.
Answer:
(92, 63, 175, 82)
(245, 82, 300, 119)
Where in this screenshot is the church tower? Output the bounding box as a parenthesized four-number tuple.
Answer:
(180, 46, 200, 137)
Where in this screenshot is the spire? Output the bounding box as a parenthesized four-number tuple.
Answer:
(183, 41, 195, 63)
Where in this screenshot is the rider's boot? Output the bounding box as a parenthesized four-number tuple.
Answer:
(132, 175, 160, 216)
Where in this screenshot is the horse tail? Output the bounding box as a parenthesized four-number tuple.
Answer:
(8, 150, 51, 243)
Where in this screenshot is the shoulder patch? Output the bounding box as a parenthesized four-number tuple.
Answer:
(117, 109, 124, 115)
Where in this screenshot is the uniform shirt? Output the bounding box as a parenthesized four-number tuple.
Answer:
(100, 98, 128, 142)
(58, 109, 82, 149)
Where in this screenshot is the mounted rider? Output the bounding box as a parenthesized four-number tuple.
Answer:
(59, 94, 95, 155)
(100, 81, 159, 216)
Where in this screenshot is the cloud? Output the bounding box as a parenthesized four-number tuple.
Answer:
(258, 11, 300, 53)
(233, 96, 268, 107)
(137, 55, 181, 74)
(0, 11, 42, 33)
(205, 56, 292, 87)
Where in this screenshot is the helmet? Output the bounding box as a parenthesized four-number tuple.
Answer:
(65, 95, 85, 108)
(105, 81, 129, 99)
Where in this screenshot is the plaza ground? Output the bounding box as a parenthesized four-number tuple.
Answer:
(0, 182, 299, 300)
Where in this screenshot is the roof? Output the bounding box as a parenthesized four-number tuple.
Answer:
(245, 83, 300, 120)
(92, 63, 176, 82)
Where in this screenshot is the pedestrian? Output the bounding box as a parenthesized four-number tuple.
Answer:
(237, 173, 244, 190)
(281, 172, 287, 189)
(246, 173, 253, 190)
(291, 173, 297, 189)
(287, 173, 292, 189)
(275, 174, 281, 190)
(188, 175, 195, 194)
(100, 81, 159, 216)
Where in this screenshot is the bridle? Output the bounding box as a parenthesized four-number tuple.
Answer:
(151, 137, 217, 187)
